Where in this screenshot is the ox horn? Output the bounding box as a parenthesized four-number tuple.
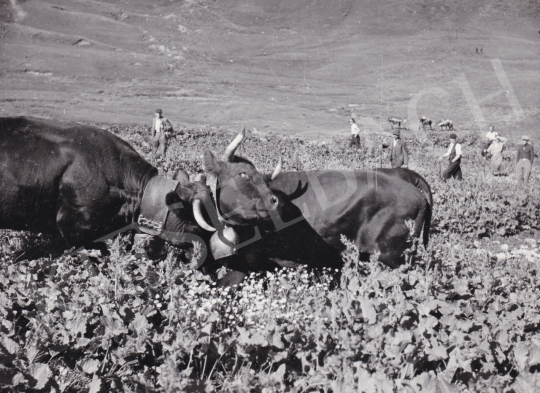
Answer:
(192, 173, 216, 232)
(221, 127, 246, 162)
(193, 199, 216, 232)
(270, 156, 282, 180)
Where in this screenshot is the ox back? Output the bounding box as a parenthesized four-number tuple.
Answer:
(224, 169, 431, 279)
(0, 117, 157, 246)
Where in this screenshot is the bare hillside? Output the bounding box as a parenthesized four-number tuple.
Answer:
(1, 0, 539, 138)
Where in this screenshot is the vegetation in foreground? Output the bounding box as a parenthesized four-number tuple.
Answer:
(0, 125, 539, 392)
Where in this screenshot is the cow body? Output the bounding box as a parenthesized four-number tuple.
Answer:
(419, 117, 433, 131)
(388, 116, 407, 129)
(0, 117, 209, 250)
(268, 170, 430, 264)
(438, 119, 454, 131)
(216, 169, 432, 284)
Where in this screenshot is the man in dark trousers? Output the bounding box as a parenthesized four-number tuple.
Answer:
(382, 129, 408, 168)
(151, 109, 173, 157)
(516, 135, 534, 187)
(349, 118, 361, 149)
(439, 133, 462, 180)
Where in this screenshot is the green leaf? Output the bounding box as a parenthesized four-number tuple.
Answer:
(88, 374, 101, 393)
(270, 363, 286, 384)
(0, 335, 19, 355)
(513, 372, 540, 393)
(514, 342, 529, 371)
(437, 375, 460, 393)
(80, 358, 101, 374)
(426, 339, 448, 361)
(361, 296, 377, 325)
(528, 343, 540, 367)
(27, 363, 51, 390)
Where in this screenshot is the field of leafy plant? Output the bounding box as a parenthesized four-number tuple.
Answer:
(1, 124, 539, 392)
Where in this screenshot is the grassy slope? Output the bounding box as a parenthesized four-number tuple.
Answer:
(0, 0, 539, 139)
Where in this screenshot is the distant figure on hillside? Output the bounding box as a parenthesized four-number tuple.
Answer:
(487, 134, 507, 175)
(382, 129, 408, 168)
(439, 133, 462, 181)
(151, 109, 173, 157)
(349, 118, 361, 149)
(516, 135, 534, 187)
(476, 48, 479, 54)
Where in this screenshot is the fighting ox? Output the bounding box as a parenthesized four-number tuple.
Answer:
(0, 117, 280, 259)
(212, 168, 432, 286)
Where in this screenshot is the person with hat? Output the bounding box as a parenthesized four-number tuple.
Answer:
(349, 118, 361, 149)
(487, 133, 508, 175)
(439, 133, 463, 180)
(382, 129, 408, 168)
(482, 125, 498, 157)
(151, 109, 173, 157)
(516, 135, 534, 187)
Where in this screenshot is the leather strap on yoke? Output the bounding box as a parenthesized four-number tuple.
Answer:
(138, 176, 179, 236)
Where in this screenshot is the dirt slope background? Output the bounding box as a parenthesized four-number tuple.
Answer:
(1, 0, 539, 139)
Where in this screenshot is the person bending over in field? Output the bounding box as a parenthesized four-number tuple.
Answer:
(439, 133, 463, 181)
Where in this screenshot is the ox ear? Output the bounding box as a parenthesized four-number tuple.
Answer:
(173, 169, 190, 185)
(165, 191, 183, 211)
(203, 150, 224, 176)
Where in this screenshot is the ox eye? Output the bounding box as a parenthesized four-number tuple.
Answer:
(239, 173, 249, 179)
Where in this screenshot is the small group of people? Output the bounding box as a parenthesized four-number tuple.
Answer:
(483, 125, 535, 186)
(348, 118, 534, 186)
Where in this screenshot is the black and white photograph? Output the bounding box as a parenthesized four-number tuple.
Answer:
(0, 0, 539, 392)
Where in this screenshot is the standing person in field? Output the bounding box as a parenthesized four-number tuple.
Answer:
(151, 109, 173, 157)
(382, 129, 408, 168)
(482, 125, 498, 157)
(439, 133, 463, 181)
(487, 133, 507, 175)
(486, 125, 498, 143)
(516, 135, 534, 187)
(349, 118, 361, 149)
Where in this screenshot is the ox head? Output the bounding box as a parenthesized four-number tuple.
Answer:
(199, 128, 281, 229)
(138, 171, 214, 249)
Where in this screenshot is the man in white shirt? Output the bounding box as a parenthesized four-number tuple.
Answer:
(349, 118, 361, 149)
(439, 133, 462, 180)
(487, 134, 507, 175)
(486, 125, 498, 142)
(151, 109, 173, 157)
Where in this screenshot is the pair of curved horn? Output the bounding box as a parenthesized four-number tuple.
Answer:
(221, 127, 246, 162)
(192, 173, 216, 232)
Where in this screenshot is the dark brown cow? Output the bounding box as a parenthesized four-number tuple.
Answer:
(210, 168, 432, 285)
(0, 117, 278, 261)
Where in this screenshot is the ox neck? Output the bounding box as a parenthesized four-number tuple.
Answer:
(137, 175, 179, 236)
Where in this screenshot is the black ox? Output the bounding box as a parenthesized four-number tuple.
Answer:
(211, 166, 432, 285)
(0, 117, 280, 260)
